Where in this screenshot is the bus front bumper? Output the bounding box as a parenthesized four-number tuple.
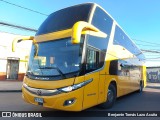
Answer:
(22, 86, 84, 111)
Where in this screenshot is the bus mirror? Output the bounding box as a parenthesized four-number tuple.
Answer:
(71, 21, 107, 44)
(12, 36, 35, 52)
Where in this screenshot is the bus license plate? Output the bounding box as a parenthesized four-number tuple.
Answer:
(34, 97, 44, 103)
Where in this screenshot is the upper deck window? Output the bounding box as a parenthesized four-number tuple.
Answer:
(36, 4, 93, 35)
(113, 26, 145, 60)
(91, 7, 113, 35)
(88, 7, 113, 51)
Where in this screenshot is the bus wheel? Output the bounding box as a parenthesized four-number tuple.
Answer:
(139, 81, 143, 92)
(99, 84, 116, 109)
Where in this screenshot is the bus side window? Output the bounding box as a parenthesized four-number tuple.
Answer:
(109, 60, 118, 75)
(86, 47, 100, 72)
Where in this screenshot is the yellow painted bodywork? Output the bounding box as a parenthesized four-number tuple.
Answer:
(142, 65, 147, 87)
(71, 21, 107, 44)
(21, 23, 110, 111)
(34, 21, 107, 43)
(35, 29, 72, 42)
(24, 77, 74, 90)
(106, 44, 145, 97)
(21, 21, 146, 111)
(22, 86, 84, 111)
(22, 76, 84, 111)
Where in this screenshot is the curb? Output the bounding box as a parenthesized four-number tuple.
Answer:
(0, 90, 22, 92)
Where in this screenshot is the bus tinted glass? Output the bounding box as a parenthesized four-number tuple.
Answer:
(36, 4, 92, 35)
(85, 6, 113, 72)
(91, 7, 113, 35)
(113, 26, 145, 60)
(89, 7, 113, 51)
(27, 37, 84, 80)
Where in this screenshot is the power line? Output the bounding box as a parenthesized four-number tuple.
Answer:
(0, 21, 37, 32)
(145, 57, 160, 59)
(141, 49, 160, 53)
(144, 53, 160, 55)
(142, 48, 160, 52)
(146, 57, 160, 59)
(137, 44, 160, 47)
(133, 38, 160, 46)
(0, 30, 32, 36)
(0, 0, 48, 16)
(145, 59, 160, 61)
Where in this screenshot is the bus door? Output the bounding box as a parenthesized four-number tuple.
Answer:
(83, 47, 100, 109)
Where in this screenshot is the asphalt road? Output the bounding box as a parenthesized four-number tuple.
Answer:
(0, 82, 160, 120)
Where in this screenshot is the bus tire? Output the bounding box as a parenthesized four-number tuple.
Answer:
(99, 84, 116, 109)
(139, 81, 143, 93)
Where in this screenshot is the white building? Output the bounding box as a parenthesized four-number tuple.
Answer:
(0, 32, 32, 80)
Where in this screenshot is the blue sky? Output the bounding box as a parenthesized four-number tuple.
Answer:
(0, 0, 160, 66)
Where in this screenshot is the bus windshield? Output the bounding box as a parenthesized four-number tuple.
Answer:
(27, 37, 83, 80)
(36, 4, 92, 35)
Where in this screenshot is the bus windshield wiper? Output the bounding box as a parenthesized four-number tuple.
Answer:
(39, 66, 66, 79)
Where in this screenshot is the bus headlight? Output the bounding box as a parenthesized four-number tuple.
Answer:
(59, 86, 73, 92)
(58, 79, 93, 92)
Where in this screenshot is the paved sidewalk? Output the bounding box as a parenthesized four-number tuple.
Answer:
(0, 81, 22, 92)
(147, 82, 160, 87)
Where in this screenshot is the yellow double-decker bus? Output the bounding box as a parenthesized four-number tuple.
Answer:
(13, 3, 146, 111)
